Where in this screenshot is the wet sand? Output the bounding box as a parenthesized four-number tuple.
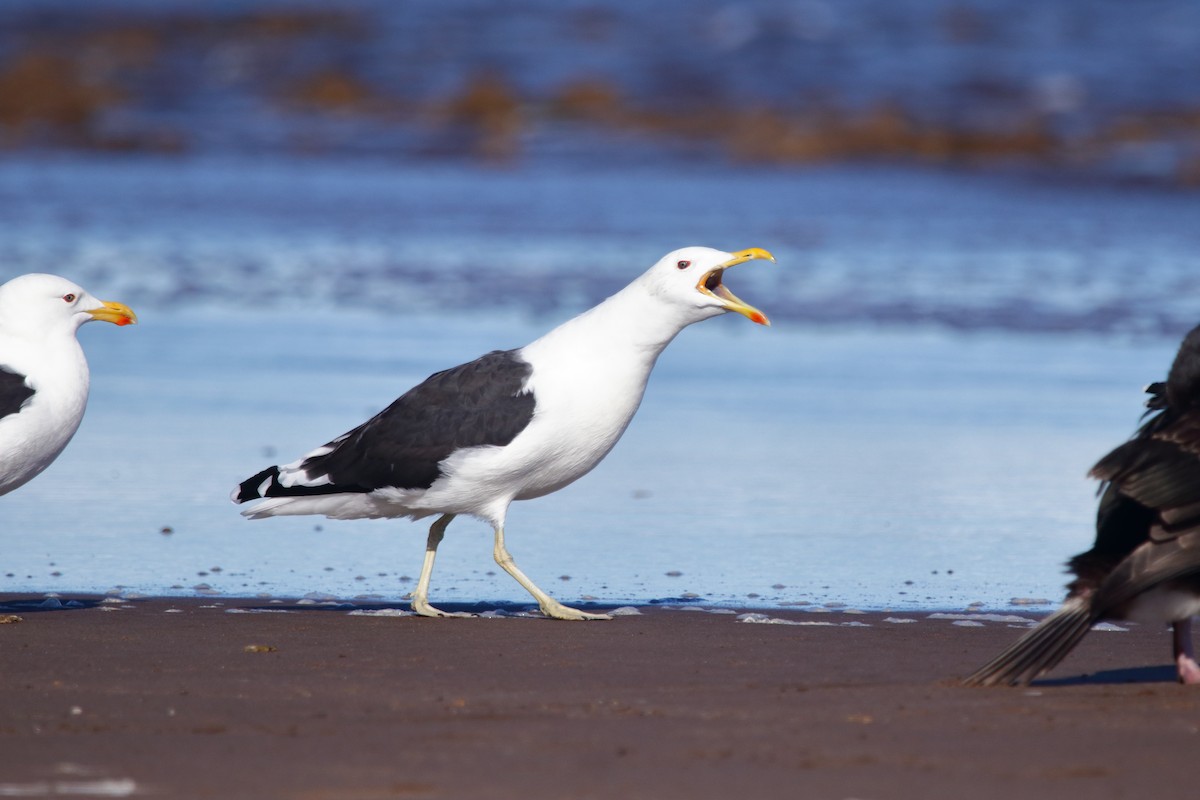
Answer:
(1, 596, 1196, 799)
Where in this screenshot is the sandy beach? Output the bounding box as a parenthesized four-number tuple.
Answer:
(1, 596, 1196, 799)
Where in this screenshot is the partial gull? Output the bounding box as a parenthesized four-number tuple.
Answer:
(234, 246, 776, 620)
(0, 274, 137, 497)
(965, 324, 1200, 686)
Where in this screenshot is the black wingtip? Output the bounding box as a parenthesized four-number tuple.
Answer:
(233, 466, 280, 504)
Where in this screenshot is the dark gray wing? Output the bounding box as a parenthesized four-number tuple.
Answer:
(235, 349, 536, 501)
(967, 419, 1200, 687)
(1070, 409, 1200, 592)
(1083, 325, 1200, 610)
(1068, 482, 1158, 593)
(966, 331, 1200, 687)
(1091, 530, 1200, 615)
(0, 366, 34, 420)
(1092, 413, 1200, 531)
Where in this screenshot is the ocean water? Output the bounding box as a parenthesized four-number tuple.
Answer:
(3, 0, 1198, 184)
(0, 153, 1196, 610)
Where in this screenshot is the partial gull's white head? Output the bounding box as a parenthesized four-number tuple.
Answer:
(0, 273, 137, 340)
(636, 246, 776, 327)
(0, 274, 136, 498)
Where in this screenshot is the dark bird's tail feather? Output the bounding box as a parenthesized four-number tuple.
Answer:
(962, 599, 1096, 687)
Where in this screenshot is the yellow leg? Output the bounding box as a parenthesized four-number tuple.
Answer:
(410, 514, 472, 618)
(492, 525, 610, 621)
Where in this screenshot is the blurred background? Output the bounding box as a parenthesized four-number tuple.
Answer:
(1, 0, 1198, 328)
(3, 0, 1199, 179)
(2, 0, 1200, 609)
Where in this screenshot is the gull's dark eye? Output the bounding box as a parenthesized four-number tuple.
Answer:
(62, 293, 76, 303)
(676, 260, 690, 270)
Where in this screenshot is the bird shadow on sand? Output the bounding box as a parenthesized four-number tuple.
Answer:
(1033, 665, 1179, 686)
(242, 600, 613, 616)
(0, 596, 104, 614)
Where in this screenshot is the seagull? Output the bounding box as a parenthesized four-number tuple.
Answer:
(965, 324, 1200, 686)
(0, 273, 137, 497)
(233, 246, 776, 620)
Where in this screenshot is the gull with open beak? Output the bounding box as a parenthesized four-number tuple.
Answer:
(235, 246, 777, 620)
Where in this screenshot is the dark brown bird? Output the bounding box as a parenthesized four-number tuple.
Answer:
(965, 325, 1200, 686)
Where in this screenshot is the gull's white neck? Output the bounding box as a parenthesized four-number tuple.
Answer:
(496, 278, 700, 504)
(524, 278, 693, 366)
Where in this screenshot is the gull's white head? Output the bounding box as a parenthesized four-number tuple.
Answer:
(638, 246, 776, 326)
(0, 273, 137, 340)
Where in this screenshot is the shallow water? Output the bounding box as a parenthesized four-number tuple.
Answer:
(2, 155, 1198, 334)
(0, 306, 1179, 610)
(3, 0, 1199, 184)
(0, 151, 1197, 609)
